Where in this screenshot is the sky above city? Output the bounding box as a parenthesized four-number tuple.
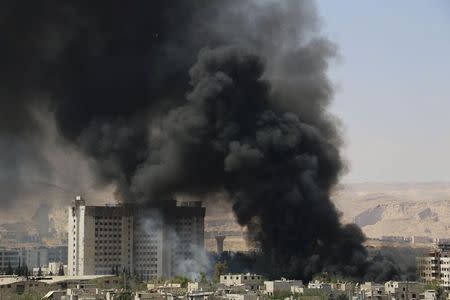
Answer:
(317, 1, 450, 183)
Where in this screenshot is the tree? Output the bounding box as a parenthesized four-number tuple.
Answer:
(23, 264, 29, 278)
(173, 276, 189, 288)
(58, 264, 64, 276)
(37, 267, 43, 277)
(6, 262, 13, 275)
(213, 262, 228, 283)
(15, 259, 22, 276)
(200, 272, 208, 283)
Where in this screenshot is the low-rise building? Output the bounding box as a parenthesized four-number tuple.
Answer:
(220, 273, 263, 291)
(263, 278, 303, 296)
(419, 290, 437, 300)
(186, 291, 213, 300)
(308, 281, 331, 292)
(360, 282, 386, 300)
(384, 281, 423, 300)
(224, 293, 258, 300)
(188, 282, 210, 293)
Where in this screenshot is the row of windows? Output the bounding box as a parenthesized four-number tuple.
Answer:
(136, 270, 158, 274)
(222, 275, 261, 280)
(95, 251, 123, 256)
(135, 257, 158, 262)
(95, 240, 130, 245)
(96, 227, 125, 232)
(135, 264, 158, 268)
(135, 246, 157, 250)
(95, 257, 126, 262)
(95, 216, 126, 220)
(95, 246, 124, 250)
(95, 234, 122, 238)
(95, 222, 122, 226)
(135, 241, 157, 245)
(135, 251, 157, 256)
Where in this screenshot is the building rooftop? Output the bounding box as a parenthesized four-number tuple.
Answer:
(37, 275, 114, 284)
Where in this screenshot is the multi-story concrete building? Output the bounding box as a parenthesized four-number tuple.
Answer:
(68, 196, 205, 279)
(171, 201, 205, 275)
(133, 200, 205, 280)
(68, 197, 134, 276)
(417, 243, 450, 289)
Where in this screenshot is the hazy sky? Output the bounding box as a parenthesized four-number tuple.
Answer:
(317, 1, 450, 183)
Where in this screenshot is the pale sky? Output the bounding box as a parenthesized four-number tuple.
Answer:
(317, 1, 450, 183)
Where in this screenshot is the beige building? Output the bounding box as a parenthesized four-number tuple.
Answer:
(220, 273, 263, 291)
(68, 196, 134, 276)
(417, 243, 450, 289)
(360, 282, 386, 300)
(68, 197, 205, 279)
(263, 279, 303, 296)
(384, 281, 423, 300)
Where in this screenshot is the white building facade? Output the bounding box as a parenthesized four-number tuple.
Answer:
(68, 196, 134, 276)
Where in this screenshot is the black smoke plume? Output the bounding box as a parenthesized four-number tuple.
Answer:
(1, 0, 378, 280)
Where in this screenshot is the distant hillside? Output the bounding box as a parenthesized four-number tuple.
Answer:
(2, 182, 450, 250)
(333, 182, 450, 239)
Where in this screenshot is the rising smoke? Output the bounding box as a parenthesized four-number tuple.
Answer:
(1, 0, 384, 280)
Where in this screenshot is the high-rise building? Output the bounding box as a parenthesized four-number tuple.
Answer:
(23, 247, 49, 269)
(68, 196, 205, 279)
(68, 196, 134, 276)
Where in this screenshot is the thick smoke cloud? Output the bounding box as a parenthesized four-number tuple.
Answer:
(1, 0, 377, 280)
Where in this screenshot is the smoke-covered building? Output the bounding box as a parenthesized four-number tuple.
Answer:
(23, 247, 49, 269)
(0, 246, 66, 273)
(133, 201, 205, 280)
(68, 196, 205, 279)
(0, 248, 22, 272)
(47, 245, 68, 265)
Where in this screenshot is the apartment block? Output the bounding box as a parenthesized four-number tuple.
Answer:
(417, 242, 450, 289)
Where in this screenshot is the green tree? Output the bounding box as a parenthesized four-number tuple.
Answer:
(336, 294, 349, 300)
(23, 264, 29, 278)
(200, 272, 208, 283)
(173, 276, 189, 288)
(58, 264, 64, 276)
(213, 262, 228, 283)
(117, 292, 132, 300)
(6, 261, 13, 275)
